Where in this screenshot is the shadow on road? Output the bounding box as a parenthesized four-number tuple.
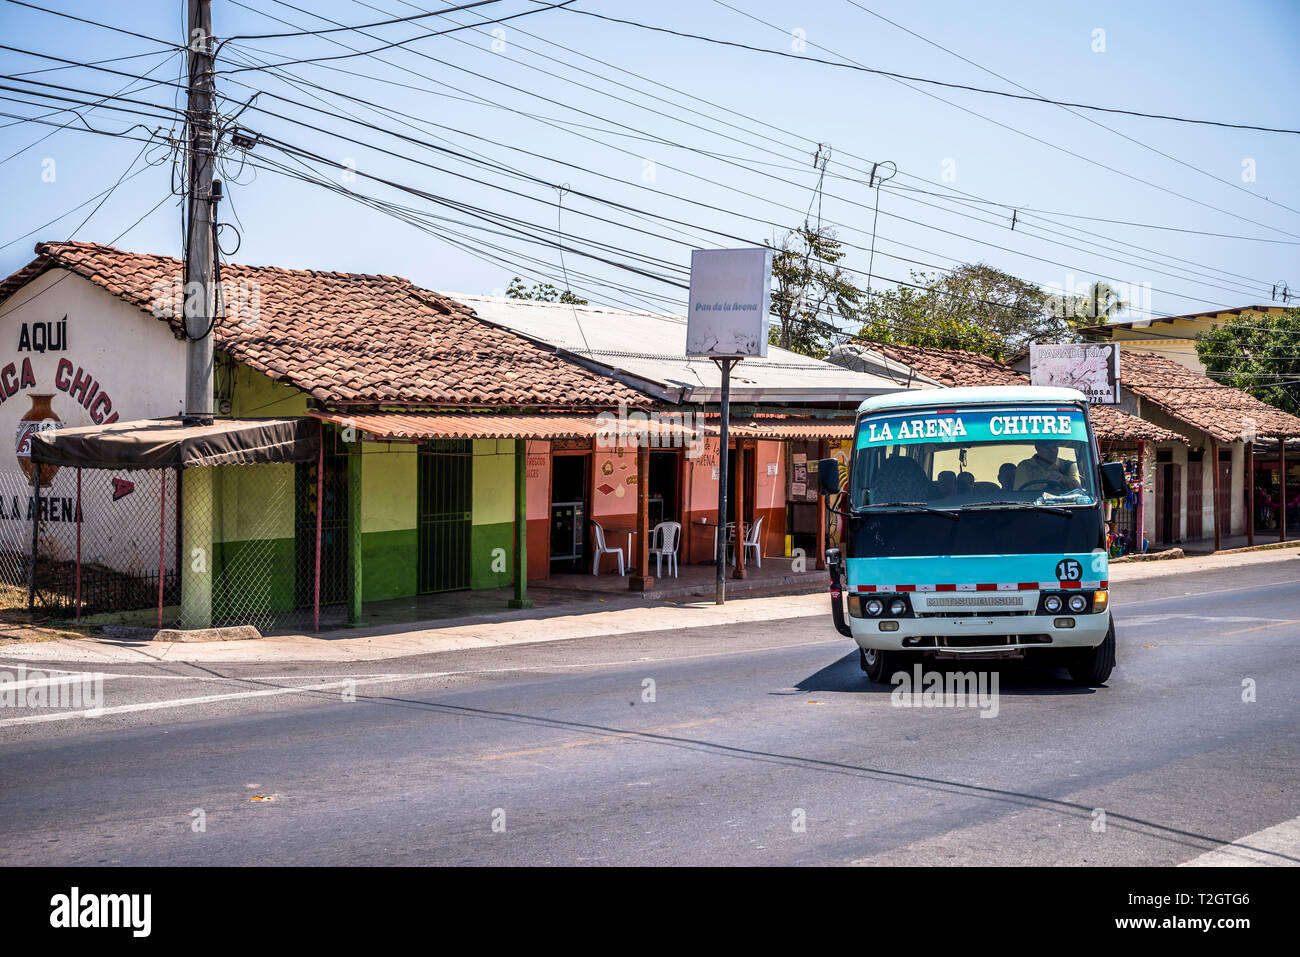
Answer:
(794, 650, 1099, 695)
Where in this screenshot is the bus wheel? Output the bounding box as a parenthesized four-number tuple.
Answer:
(861, 646, 906, 684)
(1067, 617, 1116, 686)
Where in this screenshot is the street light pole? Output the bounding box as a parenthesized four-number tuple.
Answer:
(715, 357, 734, 604)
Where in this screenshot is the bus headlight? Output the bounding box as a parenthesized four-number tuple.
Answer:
(889, 598, 908, 616)
(1043, 594, 1063, 614)
(865, 598, 884, 617)
(1068, 594, 1088, 613)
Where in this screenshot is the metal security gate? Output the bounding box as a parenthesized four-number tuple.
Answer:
(295, 434, 349, 609)
(418, 440, 472, 593)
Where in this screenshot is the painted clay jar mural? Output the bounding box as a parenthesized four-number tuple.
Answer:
(15, 393, 60, 486)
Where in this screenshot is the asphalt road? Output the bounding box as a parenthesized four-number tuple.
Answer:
(1, 556, 1297, 866)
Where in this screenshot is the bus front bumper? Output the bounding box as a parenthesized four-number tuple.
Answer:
(849, 611, 1110, 654)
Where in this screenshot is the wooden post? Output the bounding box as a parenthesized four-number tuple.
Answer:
(27, 465, 40, 611)
(1279, 434, 1289, 540)
(815, 439, 827, 571)
(630, 439, 654, 591)
(1245, 440, 1255, 546)
(510, 437, 533, 608)
(75, 467, 81, 623)
(313, 420, 324, 631)
(348, 440, 363, 625)
(1133, 442, 1146, 554)
(157, 468, 167, 629)
(1210, 438, 1222, 552)
(733, 440, 746, 580)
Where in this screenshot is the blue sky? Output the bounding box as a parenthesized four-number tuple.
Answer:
(2, 0, 1297, 327)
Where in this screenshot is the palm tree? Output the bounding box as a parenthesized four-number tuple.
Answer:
(1085, 281, 1129, 321)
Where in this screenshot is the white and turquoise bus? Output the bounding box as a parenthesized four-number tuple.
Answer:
(820, 386, 1129, 686)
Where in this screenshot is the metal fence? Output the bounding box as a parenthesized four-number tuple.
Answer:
(0, 460, 345, 634)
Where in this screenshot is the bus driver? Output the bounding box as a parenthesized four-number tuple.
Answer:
(1015, 440, 1081, 491)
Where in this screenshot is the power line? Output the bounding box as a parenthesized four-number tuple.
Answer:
(839, 0, 1300, 222)
(219, 0, 577, 72)
(560, 6, 1300, 136)
(222, 0, 1286, 304)
(217, 0, 499, 43)
(0, 0, 183, 48)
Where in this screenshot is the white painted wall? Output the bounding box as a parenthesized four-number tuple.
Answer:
(0, 269, 187, 567)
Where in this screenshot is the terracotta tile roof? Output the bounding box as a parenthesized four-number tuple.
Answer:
(0, 242, 650, 409)
(1118, 351, 1300, 442)
(863, 341, 1182, 444)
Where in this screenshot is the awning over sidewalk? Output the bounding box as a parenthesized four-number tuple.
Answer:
(308, 410, 855, 442)
(31, 417, 319, 470)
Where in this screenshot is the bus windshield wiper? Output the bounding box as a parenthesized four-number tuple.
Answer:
(860, 501, 960, 521)
(965, 500, 1074, 517)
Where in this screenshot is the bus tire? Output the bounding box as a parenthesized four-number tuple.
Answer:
(1067, 617, 1116, 686)
(861, 646, 907, 684)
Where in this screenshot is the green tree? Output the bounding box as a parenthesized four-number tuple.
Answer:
(857, 263, 1064, 359)
(505, 276, 588, 305)
(1196, 307, 1300, 416)
(767, 225, 864, 357)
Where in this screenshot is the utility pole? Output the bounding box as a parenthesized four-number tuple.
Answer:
(181, 0, 216, 632)
(184, 0, 215, 425)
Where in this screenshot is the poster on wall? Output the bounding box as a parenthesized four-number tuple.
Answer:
(1029, 342, 1121, 404)
(685, 248, 771, 358)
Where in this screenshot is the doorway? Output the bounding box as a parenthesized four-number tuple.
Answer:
(417, 440, 472, 593)
(550, 453, 588, 571)
(648, 450, 681, 528)
(294, 427, 349, 608)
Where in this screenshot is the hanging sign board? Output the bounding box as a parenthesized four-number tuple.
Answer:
(685, 248, 771, 357)
(1029, 342, 1121, 405)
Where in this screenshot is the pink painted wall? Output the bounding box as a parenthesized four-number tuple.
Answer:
(525, 440, 551, 521)
(591, 445, 638, 520)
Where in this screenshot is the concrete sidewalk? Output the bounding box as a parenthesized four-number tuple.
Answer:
(2, 545, 1294, 666)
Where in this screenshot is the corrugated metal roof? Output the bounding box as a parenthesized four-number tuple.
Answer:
(445, 294, 926, 403)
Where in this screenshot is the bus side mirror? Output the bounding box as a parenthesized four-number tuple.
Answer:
(817, 458, 841, 496)
(1100, 462, 1128, 499)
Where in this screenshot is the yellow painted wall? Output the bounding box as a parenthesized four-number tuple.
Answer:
(473, 438, 515, 527)
(362, 442, 417, 533)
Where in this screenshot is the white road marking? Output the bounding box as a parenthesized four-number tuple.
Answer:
(1120, 614, 1290, 627)
(0, 672, 451, 727)
(0, 672, 133, 692)
(1180, 815, 1300, 866)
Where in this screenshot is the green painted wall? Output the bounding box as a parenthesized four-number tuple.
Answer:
(359, 443, 418, 601)
(361, 527, 418, 602)
(471, 521, 513, 590)
(471, 439, 516, 590)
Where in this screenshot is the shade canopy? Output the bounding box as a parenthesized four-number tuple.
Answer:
(30, 417, 319, 471)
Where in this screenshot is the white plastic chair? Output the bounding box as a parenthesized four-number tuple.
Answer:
(590, 521, 625, 576)
(649, 521, 681, 577)
(741, 515, 764, 568)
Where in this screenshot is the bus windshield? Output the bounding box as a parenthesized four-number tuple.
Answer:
(851, 404, 1099, 510)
